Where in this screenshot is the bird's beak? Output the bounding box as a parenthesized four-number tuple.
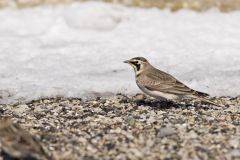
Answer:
(124, 60, 130, 63)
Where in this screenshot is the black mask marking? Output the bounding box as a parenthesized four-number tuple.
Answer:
(132, 61, 140, 71)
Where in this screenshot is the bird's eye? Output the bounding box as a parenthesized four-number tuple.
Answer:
(132, 61, 139, 65)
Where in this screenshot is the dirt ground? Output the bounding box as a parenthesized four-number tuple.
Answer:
(1, 0, 240, 12)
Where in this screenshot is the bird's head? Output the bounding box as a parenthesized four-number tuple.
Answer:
(124, 57, 150, 75)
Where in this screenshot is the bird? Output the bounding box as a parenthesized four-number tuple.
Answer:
(0, 117, 50, 160)
(124, 57, 222, 107)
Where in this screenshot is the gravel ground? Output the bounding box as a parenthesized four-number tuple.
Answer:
(0, 94, 240, 160)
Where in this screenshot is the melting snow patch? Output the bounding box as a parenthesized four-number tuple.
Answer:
(0, 2, 240, 104)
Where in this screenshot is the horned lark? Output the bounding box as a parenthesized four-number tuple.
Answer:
(124, 57, 222, 107)
(0, 117, 50, 160)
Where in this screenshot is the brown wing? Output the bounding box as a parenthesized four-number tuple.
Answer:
(137, 68, 196, 95)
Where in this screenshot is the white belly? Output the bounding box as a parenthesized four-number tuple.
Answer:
(137, 84, 179, 100)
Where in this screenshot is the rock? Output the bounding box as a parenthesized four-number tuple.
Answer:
(34, 106, 47, 113)
(230, 105, 240, 113)
(157, 127, 176, 138)
(133, 93, 146, 101)
(91, 101, 99, 107)
(126, 116, 136, 126)
(229, 138, 240, 148)
(231, 149, 240, 158)
(12, 105, 30, 117)
(0, 118, 49, 160)
(188, 130, 198, 139)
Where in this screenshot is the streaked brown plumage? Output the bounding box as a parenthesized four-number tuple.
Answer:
(136, 65, 208, 98)
(124, 57, 222, 107)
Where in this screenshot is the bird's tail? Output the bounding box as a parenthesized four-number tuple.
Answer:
(194, 90, 209, 97)
(196, 97, 224, 107)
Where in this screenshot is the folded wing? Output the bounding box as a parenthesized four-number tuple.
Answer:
(137, 69, 202, 96)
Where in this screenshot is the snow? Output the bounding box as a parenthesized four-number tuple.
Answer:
(0, 2, 240, 104)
